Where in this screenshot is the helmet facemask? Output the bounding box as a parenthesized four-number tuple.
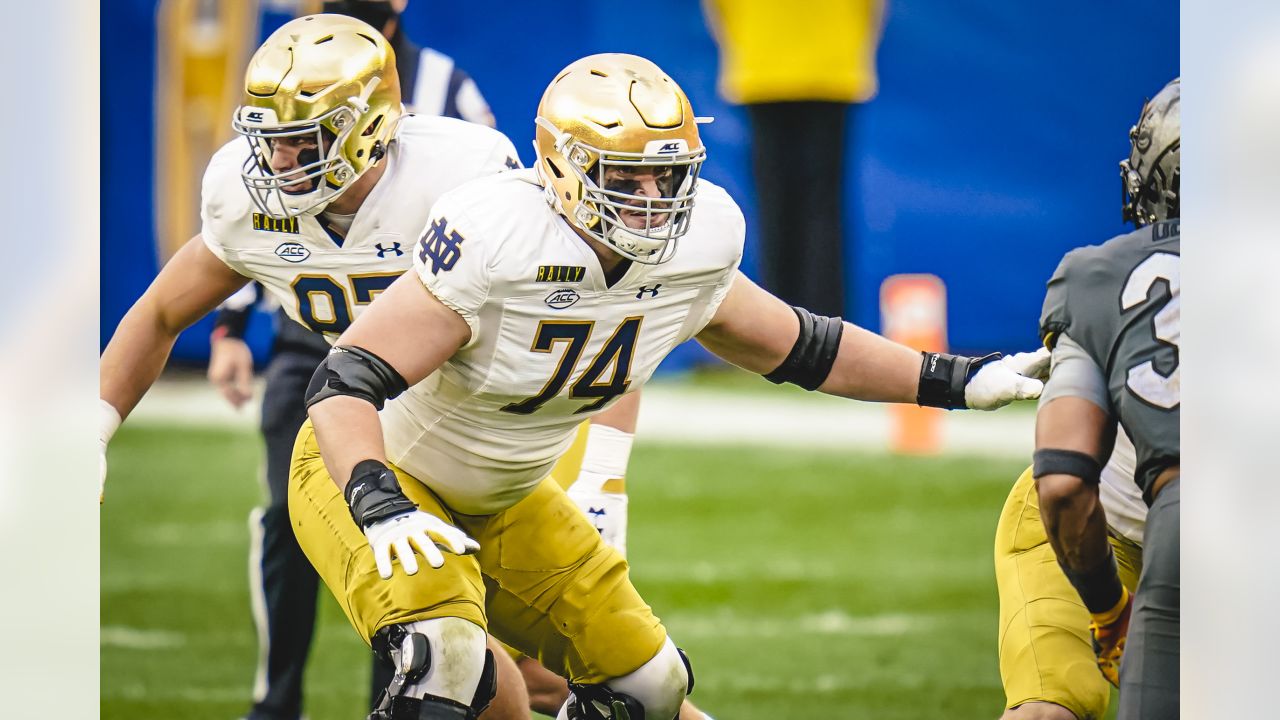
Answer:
(234, 101, 379, 219)
(1120, 79, 1180, 227)
(1120, 138, 1180, 227)
(539, 116, 704, 265)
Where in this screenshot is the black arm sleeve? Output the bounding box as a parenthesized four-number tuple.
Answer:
(763, 306, 844, 391)
(305, 345, 409, 411)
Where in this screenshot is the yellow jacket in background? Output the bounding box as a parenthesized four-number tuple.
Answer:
(705, 0, 885, 104)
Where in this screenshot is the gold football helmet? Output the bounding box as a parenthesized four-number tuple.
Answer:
(232, 14, 403, 218)
(534, 54, 707, 264)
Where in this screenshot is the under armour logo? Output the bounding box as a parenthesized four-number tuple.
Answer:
(587, 507, 606, 519)
(504, 156, 520, 170)
(375, 242, 403, 258)
(417, 217, 465, 275)
(636, 285, 662, 299)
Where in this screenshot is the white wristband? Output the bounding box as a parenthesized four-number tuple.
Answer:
(582, 424, 634, 477)
(576, 424, 634, 493)
(100, 398, 122, 448)
(570, 422, 634, 489)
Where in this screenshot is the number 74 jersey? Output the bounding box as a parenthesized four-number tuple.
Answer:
(1039, 219, 1180, 503)
(381, 169, 745, 515)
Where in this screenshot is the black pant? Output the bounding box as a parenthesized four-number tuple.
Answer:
(1118, 476, 1180, 720)
(246, 314, 394, 719)
(747, 101, 852, 318)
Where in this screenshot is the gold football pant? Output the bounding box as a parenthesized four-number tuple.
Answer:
(995, 467, 1143, 720)
(288, 420, 664, 684)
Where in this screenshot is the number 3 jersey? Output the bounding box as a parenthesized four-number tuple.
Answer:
(199, 115, 520, 339)
(381, 169, 745, 514)
(1039, 219, 1180, 503)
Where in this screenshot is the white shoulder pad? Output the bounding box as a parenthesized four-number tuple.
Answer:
(200, 138, 255, 265)
(679, 179, 747, 337)
(410, 172, 546, 341)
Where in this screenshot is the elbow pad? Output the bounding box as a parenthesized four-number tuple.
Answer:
(305, 345, 409, 411)
(763, 306, 844, 391)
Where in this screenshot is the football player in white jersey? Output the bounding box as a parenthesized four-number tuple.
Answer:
(100, 14, 539, 720)
(293, 52, 1048, 720)
(995, 429, 1147, 719)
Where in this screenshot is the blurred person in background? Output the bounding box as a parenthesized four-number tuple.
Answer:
(1033, 79, 1180, 720)
(703, 0, 884, 318)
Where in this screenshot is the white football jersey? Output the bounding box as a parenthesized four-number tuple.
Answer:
(1100, 427, 1147, 545)
(200, 115, 520, 340)
(381, 170, 745, 514)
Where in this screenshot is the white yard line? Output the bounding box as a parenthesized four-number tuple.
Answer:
(128, 376, 1034, 457)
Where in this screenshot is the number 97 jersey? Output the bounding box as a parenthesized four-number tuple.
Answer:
(380, 169, 745, 516)
(199, 115, 521, 341)
(1039, 219, 1180, 503)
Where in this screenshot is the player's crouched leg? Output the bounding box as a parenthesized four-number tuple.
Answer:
(288, 420, 494, 716)
(995, 468, 1109, 720)
(475, 478, 689, 719)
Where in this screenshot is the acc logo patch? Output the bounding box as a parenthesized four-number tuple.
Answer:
(275, 242, 311, 263)
(544, 288, 581, 310)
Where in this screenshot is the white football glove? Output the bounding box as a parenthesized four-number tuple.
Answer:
(567, 482, 629, 557)
(100, 399, 121, 504)
(363, 510, 480, 579)
(964, 348, 1049, 410)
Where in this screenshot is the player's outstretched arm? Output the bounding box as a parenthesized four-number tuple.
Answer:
(697, 271, 1043, 408)
(99, 235, 250, 501)
(100, 235, 251, 421)
(697, 272, 919, 401)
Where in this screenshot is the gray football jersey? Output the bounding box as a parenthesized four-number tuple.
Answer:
(1040, 219, 1180, 503)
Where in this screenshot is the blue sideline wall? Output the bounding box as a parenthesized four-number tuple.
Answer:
(102, 1, 1179, 366)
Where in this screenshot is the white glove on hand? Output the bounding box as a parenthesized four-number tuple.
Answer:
(567, 483, 629, 557)
(100, 399, 121, 504)
(964, 347, 1049, 410)
(363, 510, 480, 579)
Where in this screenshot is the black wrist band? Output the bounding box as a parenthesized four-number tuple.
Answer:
(345, 459, 416, 529)
(916, 352, 1000, 409)
(212, 305, 251, 341)
(1059, 549, 1124, 615)
(1033, 448, 1103, 484)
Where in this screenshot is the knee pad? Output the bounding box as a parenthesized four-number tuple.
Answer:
(564, 638, 692, 720)
(368, 618, 494, 720)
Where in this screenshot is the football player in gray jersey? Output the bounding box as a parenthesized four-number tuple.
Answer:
(1033, 78, 1180, 720)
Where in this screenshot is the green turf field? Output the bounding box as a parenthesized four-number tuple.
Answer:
(102, 423, 1114, 720)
